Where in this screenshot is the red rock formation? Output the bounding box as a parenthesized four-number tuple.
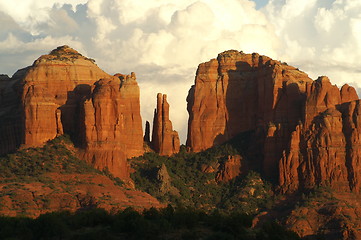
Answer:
(216, 155, 243, 182)
(279, 82, 360, 193)
(0, 46, 145, 180)
(144, 121, 151, 143)
(303, 76, 358, 127)
(20, 46, 110, 147)
(151, 93, 180, 156)
(187, 50, 312, 180)
(80, 73, 144, 179)
(187, 51, 313, 153)
(188, 50, 361, 193)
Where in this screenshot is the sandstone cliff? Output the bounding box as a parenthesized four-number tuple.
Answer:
(187, 50, 313, 180)
(215, 155, 243, 183)
(278, 75, 359, 193)
(0, 46, 144, 180)
(20, 46, 110, 147)
(151, 93, 180, 156)
(187, 50, 361, 193)
(79, 73, 144, 179)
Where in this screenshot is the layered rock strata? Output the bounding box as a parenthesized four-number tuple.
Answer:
(80, 73, 144, 179)
(20, 46, 110, 147)
(0, 46, 144, 179)
(187, 50, 313, 180)
(151, 93, 180, 156)
(187, 50, 361, 193)
(279, 76, 359, 193)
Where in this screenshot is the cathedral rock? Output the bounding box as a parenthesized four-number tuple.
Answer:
(0, 46, 144, 179)
(187, 50, 361, 193)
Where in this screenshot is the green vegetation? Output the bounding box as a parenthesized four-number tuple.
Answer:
(293, 185, 337, 210)
(0, 206, 300, 240)
(0, 135, 99, 182)
(131, 133, 274, 214)
(0, 135, 121, 186)
(48, 45, 96, 63)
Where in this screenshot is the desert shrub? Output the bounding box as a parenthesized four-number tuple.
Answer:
(0, 206, 301, 240)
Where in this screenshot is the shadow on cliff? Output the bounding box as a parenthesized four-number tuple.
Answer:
(59, 84, 92, 147)
(213, 60, 264, 174)
(213, 60, 305, 183)
(0, 72, 28, 155)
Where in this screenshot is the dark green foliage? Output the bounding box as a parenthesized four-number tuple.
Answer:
(131, 133, 274, 213)
(256, 221, 301, 240)
(220, 171, 274, 214)
(101, 167, 125, 187)
(48, 45, 96, 63)
(0, 206, 300, 240)
(0, 135, 99, 181)
(0, 135, 131, 190)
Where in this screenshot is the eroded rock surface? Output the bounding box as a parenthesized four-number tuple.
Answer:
(0, 46, 144, 180)
(216, 155, 243, 183)
(79, 73, 144, 180)
(187, 50, 361, 193)
(151, 93, 180, 156)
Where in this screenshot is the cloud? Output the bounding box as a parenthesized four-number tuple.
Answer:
(1, 0, 361, 143)
(263, 0, 361, 86)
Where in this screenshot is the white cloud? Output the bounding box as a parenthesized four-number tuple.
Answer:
(1, 0, 361, 142)
(263, 0, 361, 89)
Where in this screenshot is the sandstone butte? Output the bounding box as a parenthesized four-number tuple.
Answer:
(151, 93, 180, 156)
(187, 50, 360, 193)
(0, 46, 144, 180)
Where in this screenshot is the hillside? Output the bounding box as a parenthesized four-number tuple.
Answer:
(0, 135, 161, 218)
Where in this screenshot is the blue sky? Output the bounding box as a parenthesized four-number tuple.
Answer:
(0, 0, 360, 142)
(253, 0, 269, 9)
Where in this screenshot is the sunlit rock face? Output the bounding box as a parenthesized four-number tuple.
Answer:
(0, 46, 144, 180)
(187, 50, 361, 192)
(151, 93, 180, 156)
(186, 50, 312, 180)
(79, 73, 144, 180)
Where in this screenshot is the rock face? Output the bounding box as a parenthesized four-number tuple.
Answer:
(187, 50, 313, 180)
(279, 76, 360, 193)
(0, 46, 144, 179)
(187, 50, 361, 193)
(216, 155, 243, 183)
(151, 93, 180, 156)
(20, 46, 110, 147)
(80, 73, 144, 180)
(279, 100, 361, 193)
(144, 121, 151, 143)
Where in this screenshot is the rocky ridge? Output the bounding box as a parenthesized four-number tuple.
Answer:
(186, 50, 361, 195)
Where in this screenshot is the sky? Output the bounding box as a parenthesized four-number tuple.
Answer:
(1, 0, 361, 143)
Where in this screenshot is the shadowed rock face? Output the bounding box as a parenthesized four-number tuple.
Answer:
(216, 155, 243, 183)
(186, 50, 313, 180)
(0, 46, 144, 180)
(186, 50, 313, 153)
(187, 50, 361, 193)
(151, 93, 180, 156)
